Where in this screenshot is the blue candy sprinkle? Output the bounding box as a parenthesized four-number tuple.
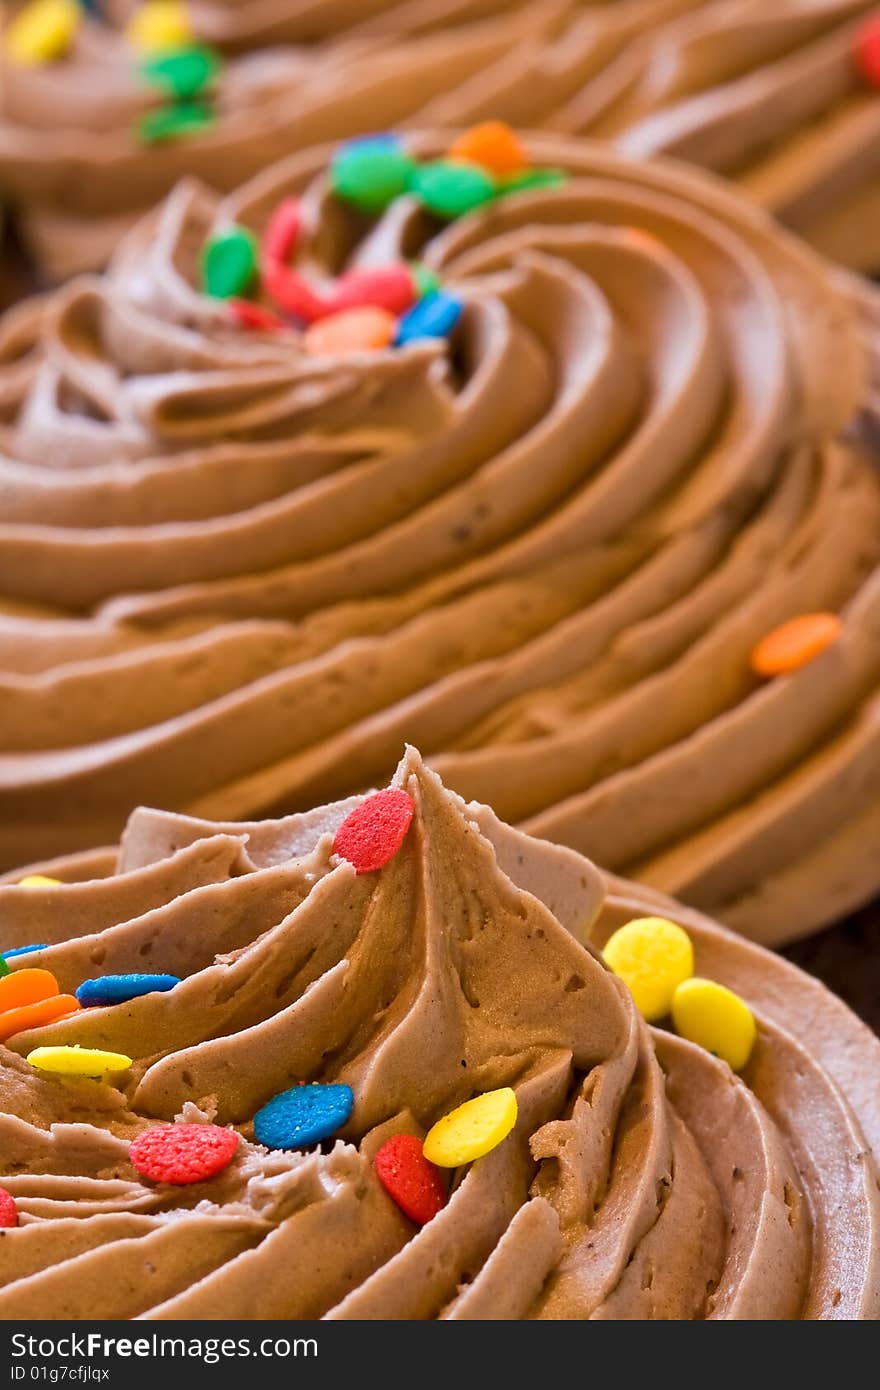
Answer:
(395, 291, 463, 346)
(254, 1083, 354, 1151)
(2, 944, 48, 960)
(75, 973, 181, 1007)
(340, 132, 401, 154)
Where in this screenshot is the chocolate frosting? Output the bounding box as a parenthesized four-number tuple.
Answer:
(0, 748, 877, 1320)
(1, 133, 879, 945)
(1, 1, 879, 277)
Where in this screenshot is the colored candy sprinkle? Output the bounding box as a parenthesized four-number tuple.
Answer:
(261, 197, 302, 266)
(331, 265, 416, 317)
(500, 168, 568, 195)
(140, 45, 219, 101)
(396, 291, 462, 346)
(262, 261, 333, 322)
(137, 100, 214, 145)
(603, 917, 694, 1023)
(374, 1133, 446, 1226)
(411, 160, 497, 220)
(854, 15, 880, 87)
(1, 944, 48, 960)
(200, 226, 259, 300)
(332, 788, 415, 873)
(76, 973, 180, 1007)
(0, 957, 7, 979)
(17, 874, 61, 888)
(411, 262, 441, 299)
(424, 1088, 518, 1167)
(671, 978, 757, 1073)
(253, 1083, 354, 1151)
(0, 1188, 18, 1230)
(126, 0, 193, 53)
(750, 612, 842, 678)
(130, 1123, 240, 1185)
(0, 967, 58, 1013)
(0, 996, 80, 1043)
(4, 0, 80, 66)
(448, 121, 526, 178)
(303, 306, 397, 356)
(330, 143, 416, 214)
(229, 299, 285, 333)
(27, 1045, 132, 1076)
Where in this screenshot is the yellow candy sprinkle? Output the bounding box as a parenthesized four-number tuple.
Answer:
(671, 978, 756, 1072)
(17, 874, 61, 888)
(603, 916, 693, 1022)
(27, 1045, 132, 1076)
(423, 1087, 517, 1167)
(4, 0, 79, 66)
(126, 1, 193, 53)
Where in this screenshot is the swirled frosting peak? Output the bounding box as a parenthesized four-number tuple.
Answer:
(0, 748, 877, 1319)
(0, 133, 879, 946)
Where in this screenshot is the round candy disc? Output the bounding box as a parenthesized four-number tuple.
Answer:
(374, 1133, 446, 1225)
(0, 968, 59, 1013)
(332, 789, 414, 873)
(27, 1045, 131, 1076)
(500, 168, 567, 195)
(750, 612, 842, 678)
(331, 265, 416, 316)
(130, 1123, 240, 1185)
(0, 996, 79, 1043)
(17, 874, 61, 888)
(127, 0, 193, 53)
(423, 1088, 518, 1167)
(229, 299, 286, 333)
(1, 944, 48, 961)
(396, 291, 462, 346)
(262, 262, 332, 322)
(410, 262, 441, 299)
(4, 0, 80, 66)
(0, 1188, 18, 1230)
(303, 307, 396, 356)
(200, 226, 258, 299)
(140, 45, 219, 100)
(854, 15, 880, 87)
(330, 144, 415, 213)
(672, 978, 757, 1073)
(138, 101, 214, 146)
(254, 1083, 353, 1151)
(261, 197, 302, 265)
(447, 121, 526, 178)
(411, 161, 496, 219)
(603, 916, 694, 1022)
(76, 973, 180, 1007)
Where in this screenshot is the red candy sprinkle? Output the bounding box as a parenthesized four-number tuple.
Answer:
(229, 299, 286, 332)
(129, 1124, 240, 1186)
(0, 1187, 18, 1229)
(331, 265, 416, 317)
(261, 197, 302, 265)
(854, 15, 880, 86)
(332, 788, 414, 874)
(262, 260, 334, 323)
(374, 1133, 446, 1226)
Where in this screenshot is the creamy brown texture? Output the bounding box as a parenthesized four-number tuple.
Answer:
(1, 0, 879, 277)
(0, 748, 877, 1320)
(1, 133, 879, 944)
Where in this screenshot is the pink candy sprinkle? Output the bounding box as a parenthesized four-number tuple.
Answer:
(261, 197, 303, 265)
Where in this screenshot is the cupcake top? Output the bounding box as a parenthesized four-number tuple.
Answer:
(0, 747, 877, 1319)
(1, 131, 879, 945)
(1, 0, 879, 276)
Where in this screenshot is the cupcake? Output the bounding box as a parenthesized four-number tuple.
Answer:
(0, 749, 876, 1319)
(1, 132, 879, 947)
(1, 1, 879, 278)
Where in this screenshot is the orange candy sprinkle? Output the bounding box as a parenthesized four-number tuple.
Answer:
(0, 995, 80, 1043)
(750, 613, 843, 678)
(448, 121, 526, 178)
(0, 967, 58, 1012)
(303, 306, 396, 356)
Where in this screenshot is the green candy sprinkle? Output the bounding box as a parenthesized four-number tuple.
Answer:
(199, 226, 259, 299)
(137, 101, 215, 146)
(140, 45, 220, 101)
(410, 161, 496, 220)
(410, 262, 442, 299)
(500, 167, 568, 195)
(331, 146, 416, 214)
(0, 955, 9, 979)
